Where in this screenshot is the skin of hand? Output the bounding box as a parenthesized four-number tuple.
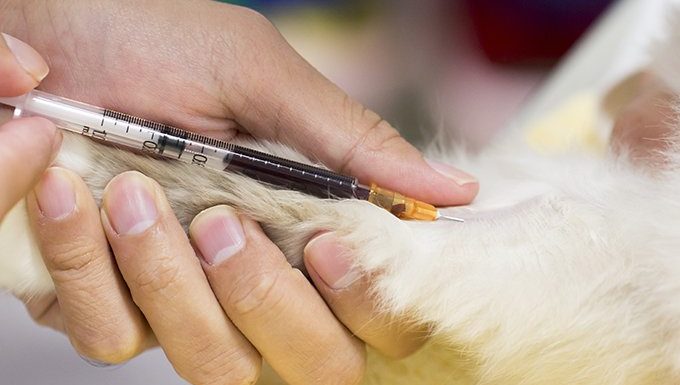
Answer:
(2, 0, 480, 384)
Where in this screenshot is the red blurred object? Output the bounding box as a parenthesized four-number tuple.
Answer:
(464, 0, 614, 64)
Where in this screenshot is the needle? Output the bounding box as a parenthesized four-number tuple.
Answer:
(0, 90, 471, 222)
(436, 213, 465, 222)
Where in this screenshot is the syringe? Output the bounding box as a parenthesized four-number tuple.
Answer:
(0, 90, 462, 222)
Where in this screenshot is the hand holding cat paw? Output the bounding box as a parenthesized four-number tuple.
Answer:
(26, 169, 399, 384)
(23, 167, 429, 384)
(0, 33, 60, 221)
(7, 1, 466, 381)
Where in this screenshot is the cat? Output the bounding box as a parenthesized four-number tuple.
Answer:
(3, 11, 680, 385)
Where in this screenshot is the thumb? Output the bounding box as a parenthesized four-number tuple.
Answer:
(304, 232, 430, 359)
(0, 32, 49, 96)
(228, 24, 477, 207)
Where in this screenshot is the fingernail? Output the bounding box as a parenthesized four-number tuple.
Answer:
(34, 168, 76, 220)
(79, 354, 114, 368)
(2, 33, 49, 82)
(103, 172, 158, 235)
(304, 233, 360, 290)
(190, 206, 245, 266)
(425, 159, 477, 186)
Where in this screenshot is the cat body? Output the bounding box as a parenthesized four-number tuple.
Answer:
(2, 117, 679, 385)
(3, 12, 680, 385)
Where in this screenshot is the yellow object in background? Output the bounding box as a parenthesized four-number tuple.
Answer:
(525, 91, 607, 155)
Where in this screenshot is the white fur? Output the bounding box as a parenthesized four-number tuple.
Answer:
(0, 202, 49, 294)
(3, 11, 680, 385)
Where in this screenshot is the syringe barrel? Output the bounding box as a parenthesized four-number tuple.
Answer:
(220, 145, 365, 199)
(2, 90, 365, 199)
(0, 90, 447, 220)
(5, 90, 105, 135)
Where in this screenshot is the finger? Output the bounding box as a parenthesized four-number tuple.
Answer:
(26, 167, 152, 363)
(219, 11, 477, 206)
(101, 172, 261, 385)
(0, 117, 61, 220)
(190, 206, 366, 385)
(304, 232, 429, 359)
(0, 32, 49, 96)
(22, 293, 65, 334)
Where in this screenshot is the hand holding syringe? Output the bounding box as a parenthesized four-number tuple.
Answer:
(0, 6, 478, 382)
(0, 90, 462, 222)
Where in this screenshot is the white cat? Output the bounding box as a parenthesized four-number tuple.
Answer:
(3, 11, 680, 385)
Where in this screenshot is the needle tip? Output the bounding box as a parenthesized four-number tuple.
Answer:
(436, 213, 465, 222)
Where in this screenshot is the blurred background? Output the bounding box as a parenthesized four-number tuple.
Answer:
(224, 0, 613, 148)
(1, 0, 623, 384)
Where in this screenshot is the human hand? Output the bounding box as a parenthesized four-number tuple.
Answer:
(5, 0, 478, 205)
(5, 0, 478, 383)
(0, 33, 61, 221)
(28, 169, 370, 384)
(27, 165, 432, 384)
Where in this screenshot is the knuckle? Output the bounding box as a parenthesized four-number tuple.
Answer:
(179, 344, 261, 385)
(338, 109, 404, 175)
(46, 237, 103, 283)
(227, 269, 286, 317)
(361, 118, 404, 153)
(72, 327, 145, 365)
(234, 7, 274, 32)
(131, 255, 182, 296)
(207, 5, 279, 107)
(219, 6, 277, 48)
